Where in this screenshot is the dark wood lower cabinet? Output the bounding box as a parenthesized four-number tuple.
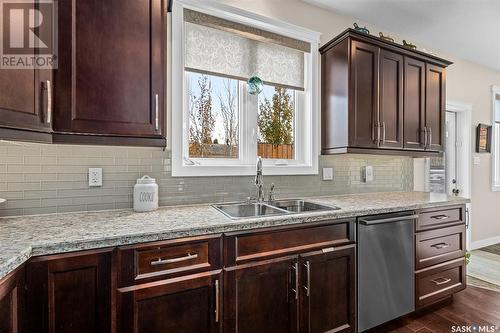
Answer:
(224, 256, 299, 333)
(0, 265, 25, 333)
(117, 270, 222, 333)
(299, 245, 356, 333)
(25, 249, 112, 333)
(1, 211, 469, 333)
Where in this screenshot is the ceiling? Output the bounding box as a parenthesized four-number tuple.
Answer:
(304, 0, 500, 71)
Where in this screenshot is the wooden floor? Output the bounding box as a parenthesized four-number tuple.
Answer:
(369, 286, 500, 332)
(481, 243, 500, 255)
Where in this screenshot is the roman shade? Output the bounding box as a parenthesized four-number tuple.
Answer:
(184, 9, 310, 90)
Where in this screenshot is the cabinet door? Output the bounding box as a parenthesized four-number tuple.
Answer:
(118, 270, 222, 333)
(349, 40, 379, 148)
(54, 0, 165, 138)
(0, 69, 53, 136)
(25, 250, 112, 333)
(224, 256, 298, 333)
(0, 266, 25, 333)
(299, 245, 355, 333)
(425, 64, 445, 151)
(379, 49, 403, 149)
(403, 57, 426, 150)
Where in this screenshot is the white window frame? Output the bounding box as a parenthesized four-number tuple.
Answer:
(171, 0, 321, 177)
(491, 85, 500, 191)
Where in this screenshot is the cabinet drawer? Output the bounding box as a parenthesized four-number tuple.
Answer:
(224, 219, 355, 265)
(118, 235, 222, 286)
(416, 225, 465, 269)
(417, 205, 464, 231)
(415, 258, 465, 308)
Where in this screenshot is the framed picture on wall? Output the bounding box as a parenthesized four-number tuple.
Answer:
(476, 123, 492, 153)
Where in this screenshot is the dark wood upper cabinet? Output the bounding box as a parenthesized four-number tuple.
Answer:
(0, 0, 166, 146)
(224, 256, 299, 333)
(54, 0, 165, 142)
(118, 270, 222, 333)
(25, 249, 112, 333)
(299, 245, 355, 333)
(0, 68, 52, 143)
(379, 49, 404, 149)
(404, 57, 426, 150)
(349, 40, 379, 149)
(320, 29, 451, 156)
(425, 64, 445, 151)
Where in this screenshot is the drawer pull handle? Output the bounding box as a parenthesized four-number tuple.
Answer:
(150, 253, 198, 266)
(431, 242, 451, 249)
(431, 214, 450, 220)
(431, 277, 452, 285)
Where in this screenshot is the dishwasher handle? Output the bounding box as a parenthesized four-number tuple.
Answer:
(359, 214, 419, 225)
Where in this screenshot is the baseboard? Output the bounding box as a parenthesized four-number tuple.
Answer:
(470, 235, 500, 250)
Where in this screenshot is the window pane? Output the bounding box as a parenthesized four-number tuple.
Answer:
(257, 85, 295, 160)
(187, 71, 239, 159)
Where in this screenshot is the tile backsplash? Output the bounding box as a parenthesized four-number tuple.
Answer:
(0, 141, 413, 217)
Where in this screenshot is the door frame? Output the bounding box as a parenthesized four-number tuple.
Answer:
(446, 100, 472, 249)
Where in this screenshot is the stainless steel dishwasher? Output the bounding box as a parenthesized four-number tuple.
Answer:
(357, 211, 417, 332)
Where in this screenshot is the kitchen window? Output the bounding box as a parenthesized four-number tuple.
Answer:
(171, 0, 320, 176)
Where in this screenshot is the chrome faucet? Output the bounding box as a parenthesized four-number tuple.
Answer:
(255, 156, 264, 202)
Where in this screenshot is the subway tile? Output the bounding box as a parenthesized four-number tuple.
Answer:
(0, 143, 413, 217)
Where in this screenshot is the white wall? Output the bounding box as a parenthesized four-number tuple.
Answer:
(216, 0, 500, 244)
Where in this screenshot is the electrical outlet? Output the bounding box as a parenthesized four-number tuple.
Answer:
(322, 167, 333, 180)
(362, 166, 374, 183)
(88, 168, 103, 187)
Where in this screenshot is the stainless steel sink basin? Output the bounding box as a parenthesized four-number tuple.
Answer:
(269, 199, 340, 213)
(213, 202, 290, 219)
(212, 199, 340, 219)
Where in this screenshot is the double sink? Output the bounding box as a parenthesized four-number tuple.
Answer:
(213, 199, 340, 220)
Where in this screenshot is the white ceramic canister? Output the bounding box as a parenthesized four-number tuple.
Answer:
(133, 175, 159, 212)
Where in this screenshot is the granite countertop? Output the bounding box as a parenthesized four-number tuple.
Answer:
(0, 191, 469, 280)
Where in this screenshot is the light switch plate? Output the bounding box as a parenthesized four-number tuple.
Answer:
(323, 167, 333, 180)
(362, 166, 374, 183)
(473, 156, 481, 165)
(88, 168, 103, 187)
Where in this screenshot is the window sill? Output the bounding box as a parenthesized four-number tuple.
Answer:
(171, 163, 318, 177)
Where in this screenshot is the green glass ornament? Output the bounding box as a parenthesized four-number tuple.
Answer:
(247, 76, 263, 95)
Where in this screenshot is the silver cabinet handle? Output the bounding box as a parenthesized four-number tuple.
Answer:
(214, 279, 220, 323)
(431, 242, 450, 249)
(382, 121, 386, 145)
(303, 261, 310, 297)
(423, 127, 428, 148)
(377, 122, 381, 145)
(150, 253, 198, 266)
(359, 214, 419, 225)
(46, 80, 52, 124)
(291, 262, 299, 300)
(428, 127, 432, 147)
(155, 94, 159, 131)
(431, 277, 451, 286)
(431, 214, 449, 220)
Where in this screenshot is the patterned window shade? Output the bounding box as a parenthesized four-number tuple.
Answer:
(184, 9, 310, 90)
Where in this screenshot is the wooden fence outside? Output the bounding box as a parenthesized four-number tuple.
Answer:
(189, 143, 294, 159)
(258, 143, 294, 159)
